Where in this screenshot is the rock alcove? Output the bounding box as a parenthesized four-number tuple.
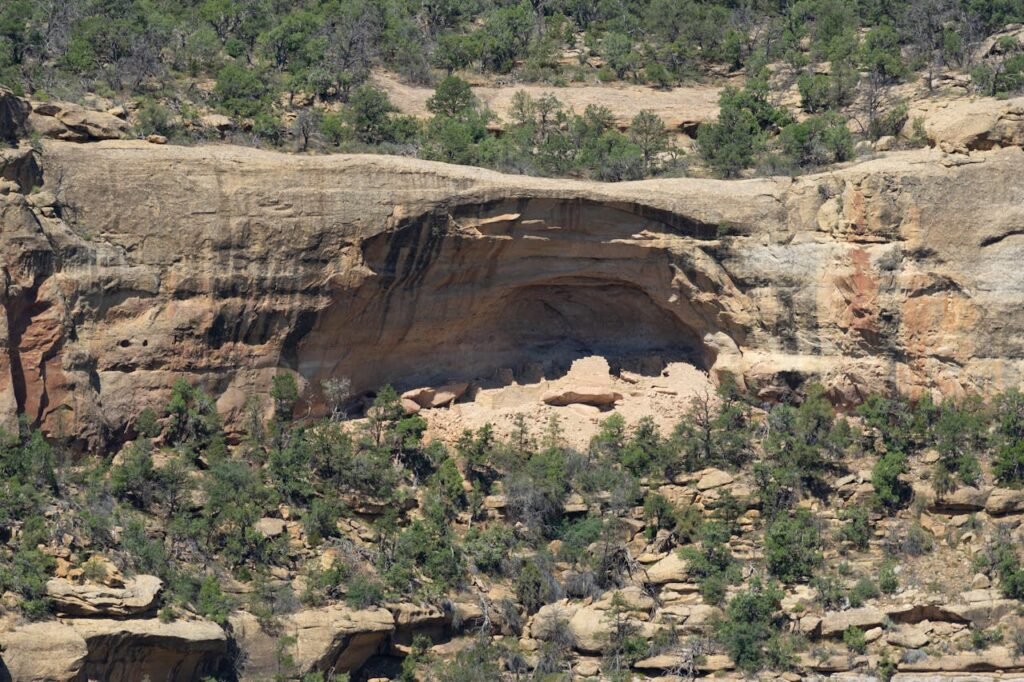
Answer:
(293, 196, 747, 412)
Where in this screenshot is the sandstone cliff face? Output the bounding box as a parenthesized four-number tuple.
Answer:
(3, 140, 1024, 444)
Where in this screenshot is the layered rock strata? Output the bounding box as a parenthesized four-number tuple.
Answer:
(3, 140, 1024, 444)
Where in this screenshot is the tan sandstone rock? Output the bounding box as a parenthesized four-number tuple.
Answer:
(0, 621, 88, 681)
(6, 135, 1024, 444)
(66, 617, 226, 682)
(820, 607, 887, 637)
(644, 551, 689, 584)
(46, 574, 162, 617)
(541, 386, 623, 407)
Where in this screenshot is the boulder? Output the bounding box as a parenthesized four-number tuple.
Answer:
(387, 602, 449, 645)
(254, 517, 286, 538)
(541, 386, 622, 407)
(946, 597, 1019, 629)
(985, 487, 1024, 515)
(633, 654, 689, 671)
(679, 604, 721, 631)
(695, 467, 734, 491)
(595, 586, 656, 612)
(200, 113, 235, 132)
(913, 97, 1024, 152)
(820, 607, 886, 637)
(1, 146, 43, 194)
(231, 605, 400, 678)
(575, 657, 601, 676)
(567, 605, 615, 653)
(644, 551, 688, 584)
(874, 135, 897, 151)
(887, 624, 931, 649)
(430, 382, 469, 407)
(27, 111, 70, 139)
(46, 574, 162, 617)
(54, 104, 129, 140)
(25, 190, 57, 209)
(885, 602, 969, 625)
(0, 621, 88, 681)
(401, 382, 469, 408)
(528, 601, 579, 640)
(28, 100, 128, 141)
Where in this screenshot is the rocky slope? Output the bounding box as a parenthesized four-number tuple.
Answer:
(4, 119, 1024, 446)
(6, 90, 1024, 682)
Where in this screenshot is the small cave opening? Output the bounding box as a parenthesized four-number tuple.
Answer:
(293, 197, 728, 412)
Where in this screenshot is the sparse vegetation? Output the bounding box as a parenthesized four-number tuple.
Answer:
(3, 365, 1024, 678)
(3, 0, 1021, 178)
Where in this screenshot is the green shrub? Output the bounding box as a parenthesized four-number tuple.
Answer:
(878, 560, 899, 594)
(872, 450, 909, 511)
(515, 559, 559, 614)
(0, 543, 54, 619)
(135, 408, 161, 438)
(464, 525, 517, 576)
(557, 516, 604, 565)
(81, 556, 109, 583)
(838, 504, 872, 551)
(680, 521, 740, 605)
(901, 523, 934, 557)
(765, 508, 822, 583)
(843, 626, 867, 654)
(698, 76, 791, 177)
(993, 390, 1024, 486)
(197, 573, 234, 624)
(778, 113, 853, 168)
(135, 98, 176, 137)
(716, 579, 785, 672)
(345, 573, 385, 609)
(214, 63, 271, 117)
(303, 498, 343, 546)
(388, 519, 464, 591)
(986, 539, 1024, 600)
(848, 577, 879, 607)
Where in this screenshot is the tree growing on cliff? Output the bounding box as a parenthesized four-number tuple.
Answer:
(994, 389, 1024, 485)
(629, 110, 672, 176)
(166, 378, 223, 456)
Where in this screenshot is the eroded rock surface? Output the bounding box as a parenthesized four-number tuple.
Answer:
(4, 138, 1024, 444)
(46, 574, 163, 617)
(0, 617, 226, 682)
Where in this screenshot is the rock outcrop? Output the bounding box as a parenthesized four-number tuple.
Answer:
(910, 96, 1024, 152)
(27, 100, 129, 142)
(0, 621, 88, 682)
(231, 604, 395, 679)
(0, 617, 227, 682)
(45, 574, 163, 618)
(5, 134, 1024, 442)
